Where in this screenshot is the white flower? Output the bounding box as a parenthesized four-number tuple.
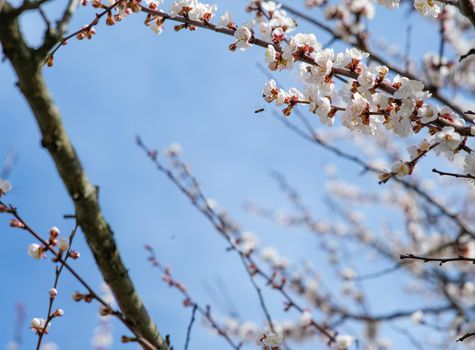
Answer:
(50, 226, 60, 237)
(239, 231, 258, 254)
(336, 334, 354, 350)
(0, 178, 12, 194)
(239, 321, 259, 341)
(144, 0, 163, 8)
(464, 153, 475, 176)
(164, 142, 182, 156)
(357, 64, 376, 90)
(391, 161, 410, 177)
(439, 106, 464, 126)
(300, 309, 312, 326)
(408, 139, 431, 160)
(28, 243, 43, 259)
(49, 288, 58, 298)
(434, 126, 463, 160)
(349, 48, 369, 61)
(58, 237, 69, 252)
(147, 20, 164, 35)
(169, 0, 197, 17)
(263, 79, 279, 103)
(394, 76, 425, 99)
(340, 268, 357, 280)
(282, 33, 321, 62)
(188, 3, 217, 21)
(334, 49, 352, 68)
(260, 246, 278, 262)
(418, 104, 438, 124)
(30, 318, 49, 333)
(377, 0, 400, 9)
(414, 0, 441, 17)
(264, 45, 276, 63)
(262, 332, 283, 347)
(234, 22, 254, 51)
(216, 11, 234, 29)
(411, 310, 424, 324)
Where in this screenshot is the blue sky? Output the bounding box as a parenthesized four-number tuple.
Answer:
(0, 1, 466, 349)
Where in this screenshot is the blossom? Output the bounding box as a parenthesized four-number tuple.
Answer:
(233, 22, 254, 51)
(261, 331, 283, 347)
(239, 231, 258, 254)
(263, 79, 285, 105)
(357, 64, 376, 90)
(407, 139, 431, 160)
(188, 3, 217, 21)
(144, 0, 163, 9)
(264, 44, 276, 63)
(239, 321, 259, 341)
(260, 246, 278, 262)
(282, 33, 321, 62)
(434, 126, 463, 160)
(411, 310, 424, 324)
(169, 0, 198, 17)
(391, 161, 411, 177)
(164, 142, 182, 156)
(0, 178, 12, 195)
(414, 0, 441, 17)
(300, 309, 313, 326)
(28, 243, 44, 259)
(417, 104, 438, 124)
(376, 0, 400, 8)
(216, 11, 234, 29)
(393, 76, 425, 100)
(464, 153, 475, 176)
(340, 268, 357, 280)
(30, 318, 50, 334)
(58, 237, 70, 252)
(336, 334, 354, 350)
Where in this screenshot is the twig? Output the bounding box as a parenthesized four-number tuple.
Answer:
(36, 224, 78, 350)
(400, 253, 475, 265)
(184, 305, 197, 350)
(432, 168, 475, 180)
(1, 202, 160, 350)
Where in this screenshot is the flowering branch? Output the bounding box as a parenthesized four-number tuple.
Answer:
(137, 136, 338, 344)
(0, 201, 161, 350)
(144, 245, 242, 350)
(35, 224, 78, 350)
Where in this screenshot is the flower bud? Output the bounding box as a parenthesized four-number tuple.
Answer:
(54, 309, 64, 317)
(58, 238, 69, 252)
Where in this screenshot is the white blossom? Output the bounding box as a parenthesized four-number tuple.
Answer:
(0, 178, 12, 194)
(336, 334, 354, 350)
(28, 244, 43, 260)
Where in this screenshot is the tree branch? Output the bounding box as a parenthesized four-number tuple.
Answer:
(0, 3, 169, 349)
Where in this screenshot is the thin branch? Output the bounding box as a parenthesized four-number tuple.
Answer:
(400, 253, 475, 265)
(432, 168, 475, 180)
(137, 137, 338, 344)
(36, 224, 78, 350)
(184, 305, 197, 350)
(1, 202, 159, 350)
